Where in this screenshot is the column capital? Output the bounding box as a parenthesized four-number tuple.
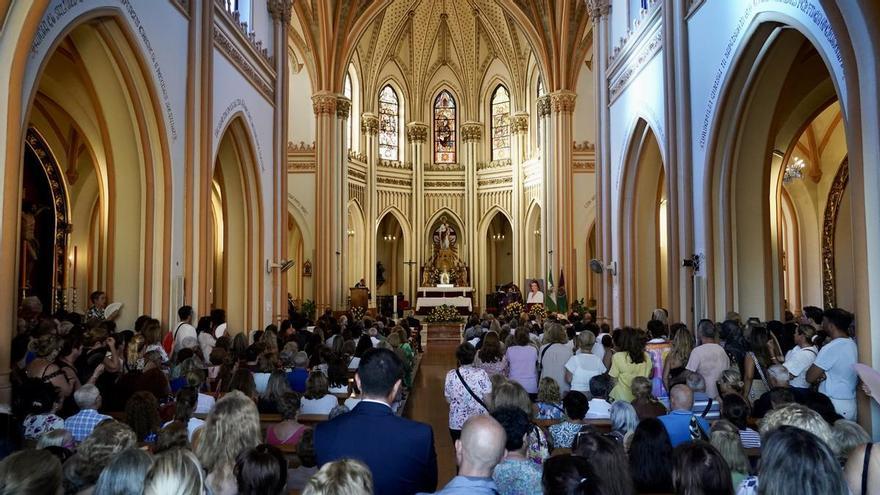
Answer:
(361, 112, 379, 135)
(406, 122, 429, 142)
(461, 122, 483, 142)
(585, 0, 611, 22)
(511, 112, 529, 133)
(267, 0, 293, 24)
(537, 95, 552, 117)
(336, 96, 351, 119)
(312, 91, 337, 115)
(550, 90, 577, 113)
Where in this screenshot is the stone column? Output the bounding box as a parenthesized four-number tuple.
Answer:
(461, 122, 482, 295)
(268, 0, 292, 321)
(312, 92, 337, 311)
(407, 122, 428, 302)
(549, 90, 577, 302)
(537, 95, 552, 289)
(361, 113, 379, 308)
(336, 97, 351, 309)
(588, 0, 614, 325)
(511, 112, 529, 288)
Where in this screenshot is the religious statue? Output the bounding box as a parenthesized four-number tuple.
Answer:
(20, 200, 49, 289)
(439, 271, 451, 286)
(376, 261, 386, 286)
(421, 216, 469, 286)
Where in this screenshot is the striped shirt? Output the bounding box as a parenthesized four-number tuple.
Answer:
(739, 427, 761, 449)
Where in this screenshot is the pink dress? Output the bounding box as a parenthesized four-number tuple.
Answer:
(266, 424, 308, 447)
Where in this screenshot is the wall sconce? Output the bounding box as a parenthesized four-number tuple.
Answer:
(491, 233, 506, 241)
(347, 229, 355, 237)
(383, 234, 397, 241)
(533, 229, 541, 236)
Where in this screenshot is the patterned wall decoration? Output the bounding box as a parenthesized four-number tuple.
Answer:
(821, 158, 848, 309)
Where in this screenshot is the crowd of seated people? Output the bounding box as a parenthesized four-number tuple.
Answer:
(1, 297, 421, 494)
(439, 306, 876, 495)
(3, 294, 878, 495)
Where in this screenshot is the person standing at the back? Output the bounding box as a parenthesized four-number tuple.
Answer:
(314, 348, 438, 495)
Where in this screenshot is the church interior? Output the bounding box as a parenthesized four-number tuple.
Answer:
(2, 0, 880, 492)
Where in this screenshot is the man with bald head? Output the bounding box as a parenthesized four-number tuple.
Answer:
(428, 415, 507, 494)
(657, 384, 711, 446)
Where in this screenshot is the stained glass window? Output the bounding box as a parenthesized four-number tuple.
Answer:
(433, 90, 457, 164)
(344, 74, 353, 150)
(378, 85, 399, 161)
(491, 85, 511, 161)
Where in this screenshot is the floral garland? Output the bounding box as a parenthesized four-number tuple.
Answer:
(504, 301, 524, 320)
(426, 304, 463, 323)
(529, 303, 547, 320)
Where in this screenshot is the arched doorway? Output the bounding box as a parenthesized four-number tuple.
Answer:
(376, 211, 406, 299)
(483, 211, 514, 294)
(20, 17, 170, 327)
(620, 121, 669, 325)
(287, 213, 304, 302)
(707, 25, 853, 319)
(211, 117, 263, 333)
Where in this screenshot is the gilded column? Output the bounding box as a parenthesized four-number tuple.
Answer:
(361, 113, 379, 308)
(511, 112, 529, 290)
(268, 0, 292, 321)
(588, 0, 614, 325)
(336, 97, 351, 309)
(461, 122, 482, 296)
(312, 92, 337, 311)
(407, 122, 428, 302)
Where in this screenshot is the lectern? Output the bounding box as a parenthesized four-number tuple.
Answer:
(350, 287, 369, 310)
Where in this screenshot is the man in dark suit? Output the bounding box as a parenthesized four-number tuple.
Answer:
(315, 348, 438, 495)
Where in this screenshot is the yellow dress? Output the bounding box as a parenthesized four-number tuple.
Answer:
(608, 352, 652, 402)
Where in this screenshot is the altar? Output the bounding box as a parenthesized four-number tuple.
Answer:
(415, 286, 474, 313)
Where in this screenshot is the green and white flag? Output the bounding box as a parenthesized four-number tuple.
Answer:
(557, 268, 568, 314)
(544, 269, 557, 312)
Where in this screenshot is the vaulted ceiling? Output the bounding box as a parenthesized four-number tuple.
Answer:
(289, 0, 591, 106)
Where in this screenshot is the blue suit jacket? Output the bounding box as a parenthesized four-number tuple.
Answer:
(315, 401, 438, 495)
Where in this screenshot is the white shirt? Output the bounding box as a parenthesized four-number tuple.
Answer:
(300, 394, 338, 415)
(195, 393, 215, 415)
(813, 337, 858, 400)
(592, 333, 609, 362)
(172, 322, 197, 353)
(527, 291, 544, 304)
(198, 332, 216, 362)
(586, 398, 611, 419)
(254, 373, 272, 395)
(783, 345, 818, 388)
(565, 353, 606, 392)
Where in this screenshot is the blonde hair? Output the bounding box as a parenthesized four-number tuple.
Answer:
(76, 420, 137, 483)
(491, 381, 532, 417)
(710, 420, 750, 473)
(630, 376, 653, 399)
(576, 331, 596, 352)
(195, 390, 261, 474)
(302, 459, 373, 495)
(537, 377, 561, 404)
(717, 368, 744, 394)
(668, 327, 694, 365)
(542, 323, 568, 345)
(143, 448, 205, 495)
(30, 334, 61, 359)
(832, 419, 870, 459)
(759, 403, 837, 454)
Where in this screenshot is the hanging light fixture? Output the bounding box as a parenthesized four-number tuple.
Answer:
(783, 156, 806, 184)
(491, 233, 506, 241)
(383, 234, 397, 241)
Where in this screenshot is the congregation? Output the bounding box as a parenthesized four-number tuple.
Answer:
(1, 293, 878, 495)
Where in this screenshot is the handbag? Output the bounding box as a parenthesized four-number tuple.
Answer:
(456, 368, 488, 410)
